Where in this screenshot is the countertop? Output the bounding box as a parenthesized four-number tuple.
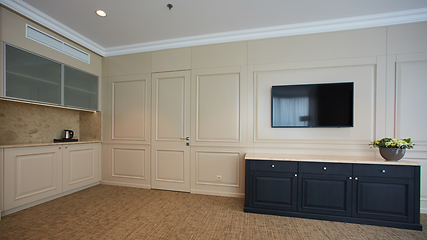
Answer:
(245, 153, 421, 166)
(0, 140, 101, 149)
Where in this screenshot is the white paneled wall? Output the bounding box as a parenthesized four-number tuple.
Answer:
(102, 144, 151, 188)
(101, 22, 427, 209)
(394, 52, 427, 212)
(252, 62, 376, 145)
(112, 148, 146, 180)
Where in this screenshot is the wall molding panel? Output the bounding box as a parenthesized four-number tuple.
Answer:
(103, 73, 152, 145)
(112, 148, 146, 180)
(101, 144, 150, 187)
(253, 62, 377, 146)
(191, 67, 248, 147)
(112, 80, 148, 141)
(195, 151, 240, 187)
(154, 150, 185, 183)
(195, 72, 241, 142)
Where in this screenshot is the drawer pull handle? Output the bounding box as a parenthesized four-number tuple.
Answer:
(271, 165, 275, 168)
(295, 174, 298, 177)
(355, 177, 358, 180)
(349, 177, 352, 180)
(382, 169, 386, 173)
(323, 167, 327, 170)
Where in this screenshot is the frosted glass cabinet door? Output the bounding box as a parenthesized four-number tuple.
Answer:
(5, 45, 62, 104)
(64, 66, 98, 110)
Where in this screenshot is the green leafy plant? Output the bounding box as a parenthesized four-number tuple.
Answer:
(371, 138, 414, 149)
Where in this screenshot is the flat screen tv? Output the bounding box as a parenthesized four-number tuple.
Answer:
(272, 82, 354, 128)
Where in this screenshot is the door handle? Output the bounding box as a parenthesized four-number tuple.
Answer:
(181, 137, 190, 141)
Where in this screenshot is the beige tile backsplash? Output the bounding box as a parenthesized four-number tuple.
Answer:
(0, 99, 101, 145)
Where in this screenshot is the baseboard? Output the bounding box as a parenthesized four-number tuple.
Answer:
(1, 182, 100, 217)
(420, 198, 427, 214)
(100, 180, 151, 189)
(191, 189, 245, 198)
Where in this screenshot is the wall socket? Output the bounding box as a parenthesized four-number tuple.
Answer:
(216, 175, 221, 181)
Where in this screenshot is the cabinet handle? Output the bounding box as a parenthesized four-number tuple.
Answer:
(355, 177, 358, 180)
(65, 146, 68, 149)
(59, 147, 61, 149)
(323, 166, 327, 170)
(271, 164, 275, 168)
(349, 177, 352, 180)
(295, 174, 297, 177)
(382, 169, 386, 173)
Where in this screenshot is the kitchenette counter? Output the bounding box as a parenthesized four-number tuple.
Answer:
(0, 140, 101, 149)
(245, 153, 421, 166)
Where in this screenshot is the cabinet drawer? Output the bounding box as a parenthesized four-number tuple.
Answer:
(248, 160, 297, 173)
(353, 164, 414, 179)
(299, 162, 352, 175)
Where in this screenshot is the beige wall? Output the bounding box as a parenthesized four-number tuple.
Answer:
(101, 21, 427, 208)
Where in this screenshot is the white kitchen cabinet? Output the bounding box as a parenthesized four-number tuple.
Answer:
(63, 143, 99, 192)
(0, 148, 3, 218)
(4, 145, 63, 211)
(3, 143, 100, 211)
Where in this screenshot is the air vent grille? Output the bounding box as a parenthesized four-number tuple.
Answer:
(26, 24, 90, 64)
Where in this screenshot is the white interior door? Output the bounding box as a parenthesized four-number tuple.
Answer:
(151, 71, 191, 192)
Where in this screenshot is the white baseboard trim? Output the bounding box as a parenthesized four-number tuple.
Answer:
(101, 181, 244, 198)
(191, 189, 245, 198)
(100, 180, 151, 189)
(1, 182, 100, 217)
(420, 198, 427, 214)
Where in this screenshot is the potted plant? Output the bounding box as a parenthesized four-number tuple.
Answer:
(370, 138, 414, 161)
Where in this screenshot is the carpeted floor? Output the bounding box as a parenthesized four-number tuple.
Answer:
(0, 185, 426, 239)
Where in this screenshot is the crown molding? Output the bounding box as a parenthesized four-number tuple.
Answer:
(0, 0, 106, 56)
(1, 0, 427, 58)
(105, 7, 427, 56)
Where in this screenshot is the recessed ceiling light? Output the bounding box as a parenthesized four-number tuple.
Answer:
(96, 10, 107, 17)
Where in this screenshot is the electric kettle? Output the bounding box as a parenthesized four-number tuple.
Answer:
(64, 130, 74, 139)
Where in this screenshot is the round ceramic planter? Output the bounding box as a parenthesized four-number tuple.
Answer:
(379, 148, 406, 161)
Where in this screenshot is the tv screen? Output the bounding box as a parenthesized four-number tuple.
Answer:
(272, 82, 354, 128)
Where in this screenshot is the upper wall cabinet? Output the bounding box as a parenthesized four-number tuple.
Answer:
(4, 44, 99, 111)
(64, 66, 98, 110)
(5, 44, 62, 104)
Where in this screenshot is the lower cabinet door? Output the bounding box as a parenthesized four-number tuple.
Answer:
(4, 146, 63, 210)
(63, 143, 100, 192)
(352, 176, 414, 223)
(298, 174, 352, 217)
(250, 171, 298, 211)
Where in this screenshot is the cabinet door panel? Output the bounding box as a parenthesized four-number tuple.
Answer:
(63, 144, 100, 192)
(250, 171, 297, 211)
(352, 177, 414, 223)
(4, 146, 62, 210)
(298, 174, 352, 216)
(64, 66, 98, 110)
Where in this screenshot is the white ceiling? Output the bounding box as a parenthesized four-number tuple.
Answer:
(2, 0, 427, 56)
